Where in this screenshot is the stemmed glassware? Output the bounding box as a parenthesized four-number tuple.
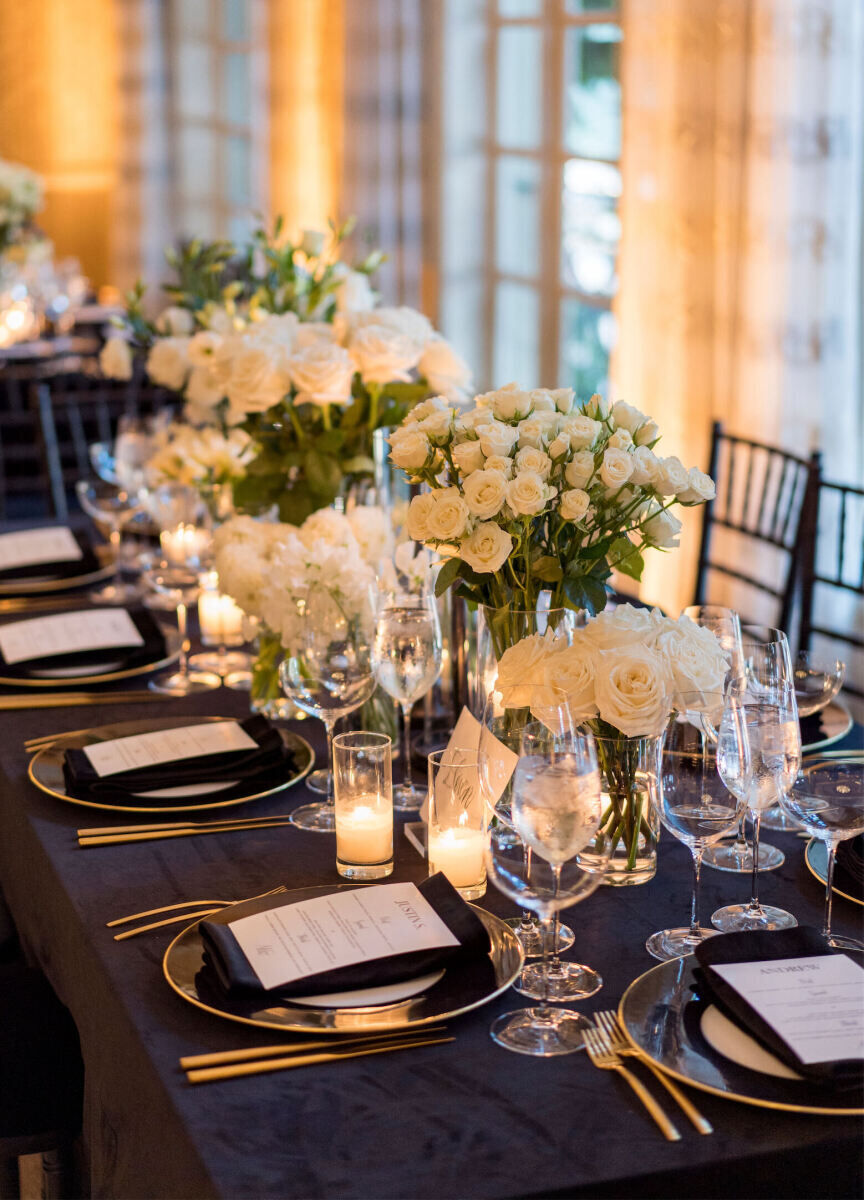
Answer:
(782, 758, 864, 952)
(279, 585, 377, 832)
(645, 693, 748, 960)
(143, 565, 220, 695)
(75, 478, 145, 605)
(372, 591, 443, 811)
(484, 720, 609, 1056)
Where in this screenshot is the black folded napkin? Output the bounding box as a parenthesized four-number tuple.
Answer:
(0, 606, 165, 680)
(0, 530, 101, 582)
(834, 835, 864, 902)
(200, 873, 491, 1001)
(63, 715, 291, 803)
(694, 927, 864, 1090)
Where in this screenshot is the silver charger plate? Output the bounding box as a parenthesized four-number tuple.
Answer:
(163, 885, 524, 1034)
(28, 716, 314, 813)
(0, 631, 180, 688)
(618, 956, 864, 1115)
(805, 838, 864, 908)
(802, 701, 854, 753)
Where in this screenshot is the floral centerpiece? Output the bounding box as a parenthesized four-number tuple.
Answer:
(494, 604, 729, 883)
(101, 219, 471, 522)
(0, 157, 45, 256)
(144, 423, 256, 519)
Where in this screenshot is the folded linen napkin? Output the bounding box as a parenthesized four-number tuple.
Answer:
(694, 927, 864, 1089)
(0, 531, 101, 582)
(834, 835, 864, 902)
(200, 873, 491, 1001)
(0, 606, 166, 680)
(63, 715, 291, 802)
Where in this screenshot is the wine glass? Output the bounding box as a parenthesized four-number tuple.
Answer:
(646, 693, 747, 960)
(114, 414, 159, 497)
(372, 591, 443, 811)
(142, 565, 220, 694)
(75, 478, 145, 605)
(485, 725, 609, 1055)
(790, 650, 846, 718)
(782, 758, 864, 952)
(712, 674, 802, 932)
(279, 585, 377, 832)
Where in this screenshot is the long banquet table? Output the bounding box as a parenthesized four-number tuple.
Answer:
(0, 683, 861, 1199)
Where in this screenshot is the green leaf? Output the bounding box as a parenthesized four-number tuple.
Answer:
(278, 489, 317, 525)
(303, 447, 343, 500)
(532, 555, 564, 583)
(610, 536, 645, 583)
(341, 455, 376, 475)
(312, 429, 346, 455)
(435, 555, 462, 597)
(563, 572, 609, 617)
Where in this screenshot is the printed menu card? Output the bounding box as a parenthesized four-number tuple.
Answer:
(82, 721, 258, 778)
(0, 609, 144, 665)
(0, 526, 83, 571)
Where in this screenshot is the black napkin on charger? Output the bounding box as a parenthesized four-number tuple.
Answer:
(694, 927, 864, 1090)
(0, 605, 166, 680)
(0, 530, 101, 583)
(834, 834, 864, 903)
(200, 872, 491, 1001)
(63, 714, 291, 802)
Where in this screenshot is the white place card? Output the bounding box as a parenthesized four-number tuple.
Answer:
(712, 954, 864, 1065)
(83, 721, 257, 778)
(0, 526, 82, 571)
(228, 883, 460, 992)
(0, 608, 144, 666)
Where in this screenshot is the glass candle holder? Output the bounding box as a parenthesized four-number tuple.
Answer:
(192, 569, 253, 682)
(427, 749, 486, 900)
(159, 523, 211, 568)
(333, 732, 394, 880)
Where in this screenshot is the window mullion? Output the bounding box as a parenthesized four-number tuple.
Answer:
(483, 5, 498, 389)
(538, 0, 564, 386)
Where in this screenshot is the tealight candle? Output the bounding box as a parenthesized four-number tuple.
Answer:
(428, 825, 486, 891)
(333, 732, 394, 880)
(427, 749, 486, 899)
(198, 587, 245, 644)
(160, 524, 210, 567)
(336, 800, 393, 866)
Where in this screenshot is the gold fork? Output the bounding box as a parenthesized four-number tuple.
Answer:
(582, 1027, 681, 1142)
(109, 885, 288, 940)
(594, 1010, 713, 1134)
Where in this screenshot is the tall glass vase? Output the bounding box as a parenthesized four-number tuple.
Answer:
(472, 603, 581, 717)
(593, 731, 662, 886)
(249, 628, 300, 721)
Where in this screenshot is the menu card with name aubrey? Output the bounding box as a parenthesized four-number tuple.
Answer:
(0, 608, 144, 665)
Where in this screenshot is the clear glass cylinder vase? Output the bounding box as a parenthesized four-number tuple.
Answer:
(593, 732, 662, 886)
(249, 628, 300, 720)
(472, 604, 581, 716)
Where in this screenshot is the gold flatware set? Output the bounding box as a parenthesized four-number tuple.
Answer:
(77, 812, 297, 847)
(106, 886, 288, 940)
(3, 690, 170, 711)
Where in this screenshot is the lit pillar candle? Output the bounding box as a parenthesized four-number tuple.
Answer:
(160, 524, 210, 567)
(198, 587, 245, 643)
(335, 800, 393, 865)
(428, 825, 486, 890)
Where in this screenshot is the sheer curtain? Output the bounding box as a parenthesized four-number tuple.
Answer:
(614, 0, 864, 615)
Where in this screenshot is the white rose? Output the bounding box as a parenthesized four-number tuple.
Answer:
(418, 337, 472, 399)
(336, 269, 377, 315)
(483, 454, 514, 478)
(225, 344, 290, 413)
(293, 322, 338, 350)
(155, 306, 195, 336)
(459, 521, 513, 575)
(641, 502, 683, 549)
(634, 419, 660, 446)
(287, 342, 355, 406)
(654, 455, 690, 495)
(608, 429, 633, 451)
(418, 408, 454, 443)
(390, 426, 432, 471)
(629, 445, 660, 487)
(405, 396, 450, 424)
(517, 412, 559, 449)
(547, 435, 569, 459)
(564, 450, 597, 490)
(599, 447, 634, 491)
(478, 420, 519, 458)
(300, 228, 326, 257)
(146, 337, 191, 391)
(202, 305, 236, 335)
(527, 388, 557, 413)
(406, 491, 437, 541)
(495, 632, 556, 708)
(462, 469, 508, 519)
(506, 470, 553, 516)
(349, 324, 421, 384)
(515, 446, 553, 479)
(559, 414, 601, 449)
(475, 383, 532, 422)
(559, 488, 591, 521)
(184, 365, 224, 421)
(584, 393, 609, 420)
(99, 337, 133, 381)
(187, 330, 223, 366)
(248, 312, 299, 350)
(594, 645, 672, 737)
(676, 467, 716, 505)
(544, 633, 598, 720)
(655, 617, 729, 701)
(426, 487, 470, 541)
(611, 400, 647, 434)
(582, 604, 665, 650)
(552, 387, 575, 414)
(349, 305, 433, 348)
(451, 439, 485, 475)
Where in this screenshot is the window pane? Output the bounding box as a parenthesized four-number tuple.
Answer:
(228, 212, 256, 244)
(498, 0, 542, 15)
(559, 300, 616, 400)
(175, 43, 214, 119)
(223, 53, 250, 125)
(565, 0, 617, 12)
(563, 25, 621, 160)
(225, 136, 251, 206)
(561, 159, 620, 296)
(494, 282, 539, 385)
(222, 0, 249, 40)
(495, 157, 541, 278)
(178, 127, 216, 200)
(179, 202, 216, 241)
(176, 0, 210, 38)
(496, 27, 542, 149)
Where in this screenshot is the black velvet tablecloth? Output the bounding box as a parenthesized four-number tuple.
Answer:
(0, 686, 861, 1200)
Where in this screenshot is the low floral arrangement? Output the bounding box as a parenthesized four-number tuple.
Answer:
(393, 384, 714, 629)
(0, 157, 44, 255)
(101, 219, 470, 521)
(146, 423, 255, 512)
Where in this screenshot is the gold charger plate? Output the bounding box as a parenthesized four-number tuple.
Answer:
(802, 701, 854, 754)
(618, 956, 863, 1115)
(163, 886, 524, 1035)
(0, 548, 115, 595)
(28, 716, 314, 813)
(805, 838, 864, 908)
(0, 631, 180, 688)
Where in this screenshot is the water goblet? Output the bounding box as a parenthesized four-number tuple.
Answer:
(645, 694, 747, 960)
(782, 758, 864, 952)
(790, 650, 846, 719)
(279, 586, 377, 832)
(142, 565, 220, 695)
(75, 477, 145, 605)
(372, 591, 443, 811)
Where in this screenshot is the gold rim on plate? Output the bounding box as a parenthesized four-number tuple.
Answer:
(27, 716, 314, 813)
(0, 547, 116, 595)
(0, 632, 181, 688)
(162, 886, 524, 1034)
(617, 956, 863, 1115)
(802, 701, 854, 754)
(805, 837, 863, 908)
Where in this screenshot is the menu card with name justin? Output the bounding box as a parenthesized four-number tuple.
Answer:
(0, 526, 83, 570)
(0, 608, 144, 665)
(82, 721, 258, 778)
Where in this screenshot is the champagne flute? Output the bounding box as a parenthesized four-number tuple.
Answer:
(372, 592, 443, 810)
(782, 758, 864, 952)
(485, 724, 608, 1056)
(279, 585, 377, 832)
(143, 565, 220, 694)
(646, 693, 747, 960)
